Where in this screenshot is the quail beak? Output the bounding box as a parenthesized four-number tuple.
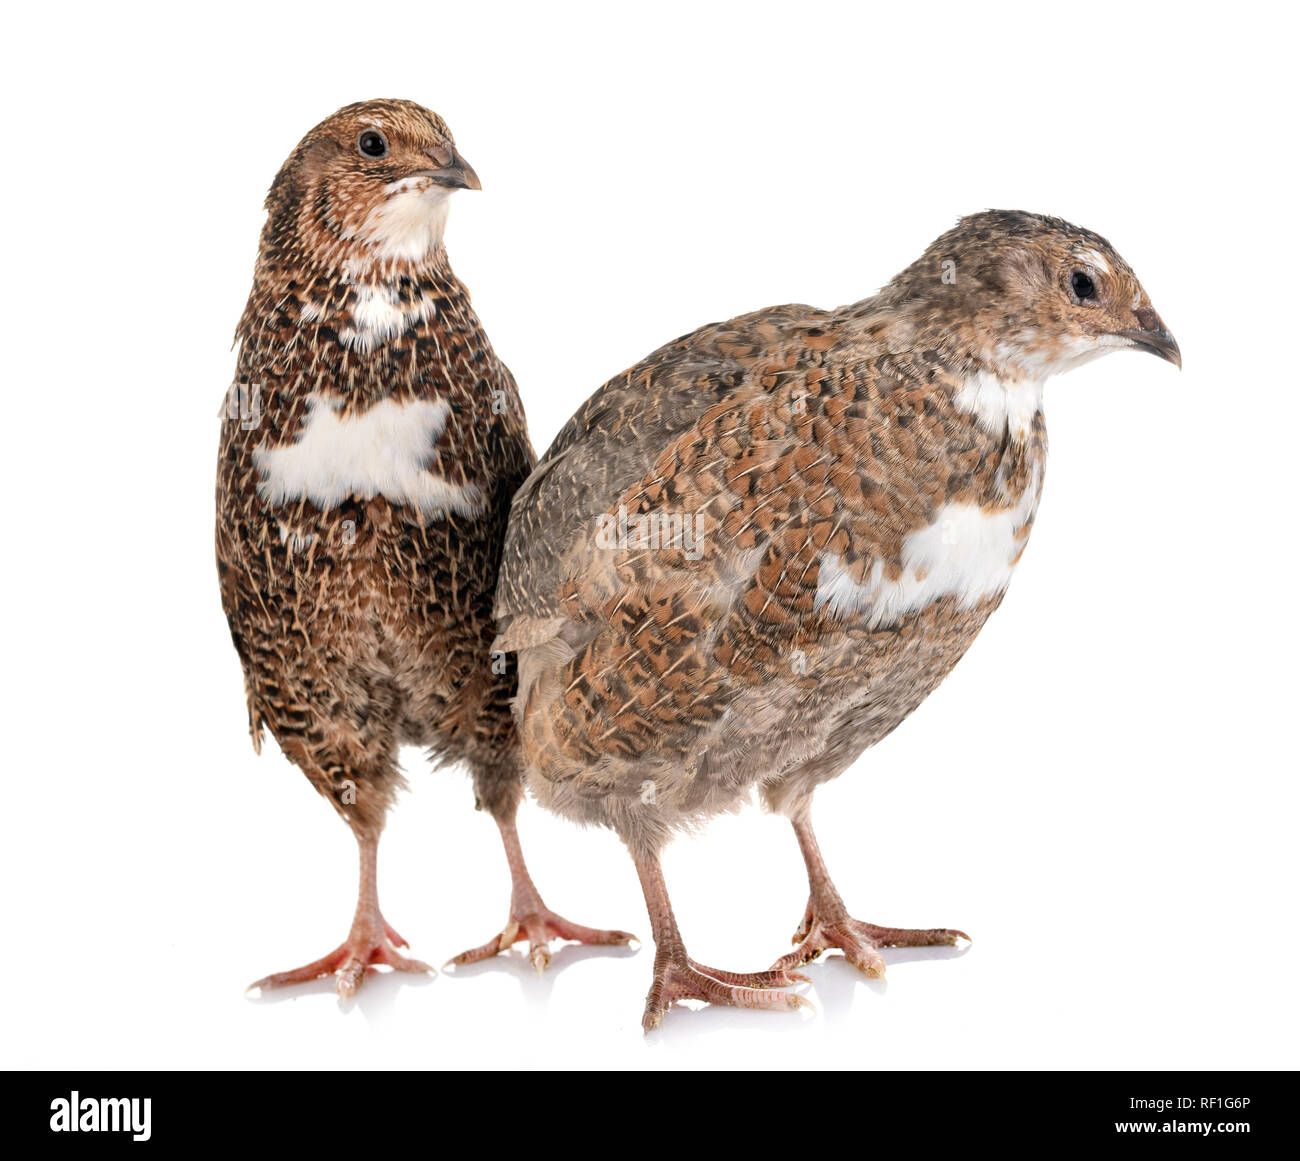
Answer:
(1119, 307, 1181, 368)
(410, 145, 481, 191)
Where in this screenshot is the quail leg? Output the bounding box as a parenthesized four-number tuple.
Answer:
(247, 834, 432, 998)
(635, 849, 810, 1032)
(771, 813, 968, 977)
(447, 813, 636, 972)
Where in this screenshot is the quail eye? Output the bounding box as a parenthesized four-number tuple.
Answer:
(1071, 270, 1096, 300)
(357, 129, 389, 159)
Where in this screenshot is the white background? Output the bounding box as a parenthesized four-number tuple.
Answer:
(3, 0, 1296, 1071)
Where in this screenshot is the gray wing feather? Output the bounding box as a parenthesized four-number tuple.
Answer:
(495, 305, 826, 640)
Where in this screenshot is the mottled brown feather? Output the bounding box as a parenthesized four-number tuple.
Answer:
(216, 100, 534, 838)
(497, 210, 1171, 857)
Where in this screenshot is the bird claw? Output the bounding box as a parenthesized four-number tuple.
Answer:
(643, 957, 813, 1031)
(772, 911, 969, 979)
(446, 906, 636, 971)
(247, 925, 433, 998)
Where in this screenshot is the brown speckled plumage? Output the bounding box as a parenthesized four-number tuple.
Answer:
(216, 100, 630, 996)
(496, 210, 1179, 1028)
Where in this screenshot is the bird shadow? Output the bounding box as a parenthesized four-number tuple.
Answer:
(441, 941, 642, 1007)
(244, 965, 436, 1017)
(802, 955, 886, 1017)
(649, 993, 818, 1043)
(881, 942, 973, 968)
(806, 943, 971, 1009)
(647, 941, 971, 1041)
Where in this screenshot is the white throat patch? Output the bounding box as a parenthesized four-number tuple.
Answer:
(254, 393, 483, 521)
(348, 178, 454, 265)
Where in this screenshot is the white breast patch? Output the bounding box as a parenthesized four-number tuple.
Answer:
(814, 468, 1041, 626)
(814, 371, 1046, 625)
(952, 371, 1043, 439)
(254, 393, 483, 520)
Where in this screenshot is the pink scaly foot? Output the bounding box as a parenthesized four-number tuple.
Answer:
(772, 897, 967, 978)
(772, 814, 968, 979)
(247, 836, 433, 998)
(248, 921, 432, 998)
(633, 848, 810, 1032)
(447, 815, 635, 972)
(643, 951, 811, 1032)
(449, 906, 635, 973)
